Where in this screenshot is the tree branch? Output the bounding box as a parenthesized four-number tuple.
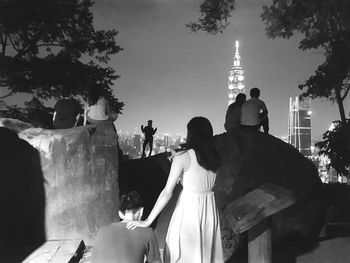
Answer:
(0, 33, 5, 55)
(341, 85, 350, 101)
(7, 34, 20, 53)
(0, 33, 8, 56)
(35, 43, 68, 49)
(14, 30, 46, 59)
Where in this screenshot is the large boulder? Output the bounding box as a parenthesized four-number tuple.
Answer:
(0, 127, 45, 262)
(215, 130, 325, 259)
(5, 121, 120, 245)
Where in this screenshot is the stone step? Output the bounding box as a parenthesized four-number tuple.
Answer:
(23, 239, 85, 263)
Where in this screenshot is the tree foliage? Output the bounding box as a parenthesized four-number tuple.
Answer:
(316, 120, 350, 177)
(186, 0, 235, 34)
(261, 0, 350, 123)
(0, 0, 124, 122)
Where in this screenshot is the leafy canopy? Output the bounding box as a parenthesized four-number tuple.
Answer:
(0, 0, 124, 116)
(316, 120, 350, 177)
(260, 0, 350, 122)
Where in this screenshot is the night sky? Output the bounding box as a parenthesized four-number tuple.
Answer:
(5, 0, 350, 139)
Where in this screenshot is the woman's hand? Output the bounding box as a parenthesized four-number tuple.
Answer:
(126, 220, 151, 230)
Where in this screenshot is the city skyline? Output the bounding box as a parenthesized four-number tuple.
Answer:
(92, 0, 349, 139)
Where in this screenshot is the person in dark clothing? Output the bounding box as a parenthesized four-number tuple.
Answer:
(224, 93, 246, 133)
(141, 120, 157, 158)
(91, 191, 161, 263)
(53, 98, 82, 129)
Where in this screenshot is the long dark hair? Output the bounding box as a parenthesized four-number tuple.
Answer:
(120, 191, 144, 213)
(87, 88, 105, 106)
(185, 117, 221, 172)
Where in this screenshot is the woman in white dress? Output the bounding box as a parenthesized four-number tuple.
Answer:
(127, 116, 224, 263)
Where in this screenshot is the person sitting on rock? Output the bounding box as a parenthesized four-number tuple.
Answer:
(141, 120, 157, 158)
(241, 87, 269, 133)
(91, 191, 161, 263)
(53, 91, 82, 129)
(83, 88, 118, 128)
(224, 93, 246, 133)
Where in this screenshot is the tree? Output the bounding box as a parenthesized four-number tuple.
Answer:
(0, 0, 124, 123)
(316, 120, 350, 179)
(260, 0, 350, 123)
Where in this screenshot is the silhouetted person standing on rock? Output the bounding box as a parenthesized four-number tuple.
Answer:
(241, 87, 269, 133)
(141, 120, 157, 158)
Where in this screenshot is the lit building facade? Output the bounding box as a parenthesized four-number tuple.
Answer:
(228, 41, 245, 105)
(133, 134, 142, 153)
(288, 97, 312, 157)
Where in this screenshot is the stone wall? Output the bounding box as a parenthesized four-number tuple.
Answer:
(17, 122, 120, 245)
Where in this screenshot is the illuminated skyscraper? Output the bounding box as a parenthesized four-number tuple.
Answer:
(133, 134, 141, 153)
(228, 41, 245, 105)
(288, 97, 312, 157)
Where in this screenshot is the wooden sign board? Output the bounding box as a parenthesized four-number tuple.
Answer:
(224, 183, 296, 234)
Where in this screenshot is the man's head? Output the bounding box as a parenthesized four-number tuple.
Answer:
(118, 191, 144, 221)
(250, 87, 260, 98)
(148, 120, 153, 126)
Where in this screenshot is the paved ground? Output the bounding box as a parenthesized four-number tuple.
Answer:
(224, 236, 350, 263)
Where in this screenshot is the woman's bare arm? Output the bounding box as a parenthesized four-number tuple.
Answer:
(126, 153, 188, 229)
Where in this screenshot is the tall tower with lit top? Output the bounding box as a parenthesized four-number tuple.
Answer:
(228, 41, 245, 105)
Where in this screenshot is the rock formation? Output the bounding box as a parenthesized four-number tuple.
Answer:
(0, 119, 120, 245)
(215, 130, 326, 260)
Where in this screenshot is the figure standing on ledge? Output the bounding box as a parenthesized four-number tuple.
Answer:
(141, 120, 157, 158)
(241, 87, 269, 133)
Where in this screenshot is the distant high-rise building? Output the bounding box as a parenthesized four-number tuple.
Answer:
(288, 97, 312, 157)
(228, 40, 245, 105)
(133, 134, 141, 153)
(164, 134, 169, 151)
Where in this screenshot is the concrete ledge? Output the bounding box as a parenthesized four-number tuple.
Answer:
(23, 240, 85, 263)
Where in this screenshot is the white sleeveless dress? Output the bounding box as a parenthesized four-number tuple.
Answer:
(163, 149, 224, 263)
